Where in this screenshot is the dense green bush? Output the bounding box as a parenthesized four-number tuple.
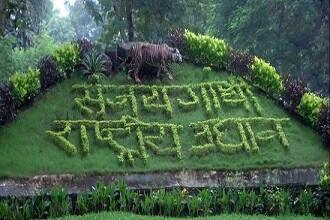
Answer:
(0, 81, 16, 125)
(38, 55, 61, 90)
(251, 57, 283, 95)
(184, 30, 230, 69)
(53, 43, 79, 78)
(297, 92, 325, 126)
(9, 68, 41, 106)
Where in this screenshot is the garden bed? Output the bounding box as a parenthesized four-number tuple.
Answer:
(0, 63, 327, 178)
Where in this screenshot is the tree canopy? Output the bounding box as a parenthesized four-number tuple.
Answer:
(0, 0, 328, 94)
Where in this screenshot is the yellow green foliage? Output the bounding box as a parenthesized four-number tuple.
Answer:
(184, 30, 230, 69)
(9, 68, 41, 105)
(53, 43, 79, 78)
(251, 57, 283, 95)
(297, 92, 325, 126)
(320, 162, 330, 190)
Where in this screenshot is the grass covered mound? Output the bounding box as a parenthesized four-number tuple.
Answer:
(0, 63, 327, 177)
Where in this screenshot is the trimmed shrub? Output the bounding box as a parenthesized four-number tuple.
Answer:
(317, 104, 330, 147)
(101, 53, 113, 76)
(251, 56, 283, 95)
(105, 49, 119, 72)
(184, 30, 230, 69)
(53, 42, 79, 78)
(297, 92, 325, 126)
(167, 27, 186, 55)
(77, 38, 94, 59)
(228, 50, 254, 78)
(9, 68, 41, 106)
(282, 74, 308, 111)
(0, 81, 16, 125)
(38, 55, 61, 90)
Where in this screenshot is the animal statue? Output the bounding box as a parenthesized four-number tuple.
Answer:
(127, 42, 182, 83)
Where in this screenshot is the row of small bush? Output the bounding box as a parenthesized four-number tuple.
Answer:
(168, 29, 329, 147)
(0, 42, 80, 125)
(0, 181, 328, 219)
(282, 75, 329, 147)
(0, 38, 114, 126)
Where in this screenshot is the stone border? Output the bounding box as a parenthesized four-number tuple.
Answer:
(0, 168, 320, 197)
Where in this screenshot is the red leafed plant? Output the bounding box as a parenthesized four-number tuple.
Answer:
(282, 74, 308, 112)
(317, 104, 330, 148)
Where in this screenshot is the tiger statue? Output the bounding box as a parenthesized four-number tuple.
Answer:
(127, 42, 182, 83)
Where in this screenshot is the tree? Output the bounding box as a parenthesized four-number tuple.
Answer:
(0, 0, 53, 47)
(84, 0, 213, 44)
(68, 1, 101, 41)
(0, 0, 9, 36)
(211, 0, 329, 95)
(46, 12, 76, 43)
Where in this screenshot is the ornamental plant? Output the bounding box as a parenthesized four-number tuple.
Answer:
(228, 50, 254, 78)
(76, 38, 94, 59)
(38, 55, 61, 90)
(297, 92, 325, 126)
(317, 104, 330, 147)
(80, 49, 107, 78)
(0, 81, 16, 125)
(53, 42, 79, 78)
(184, 30, 230, 69)
(251, 56, 283, 95)
(167, 27, 186, 55)
(9, 68, 41, 106)
(319, 162, 330, 190)
(282, 74, 308, 111)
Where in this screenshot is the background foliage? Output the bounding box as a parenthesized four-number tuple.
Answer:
(0, 0, 328, 95)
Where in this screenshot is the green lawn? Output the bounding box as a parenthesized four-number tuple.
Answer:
(0, 63, 327, 177)
(54, 212, 325, 220)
